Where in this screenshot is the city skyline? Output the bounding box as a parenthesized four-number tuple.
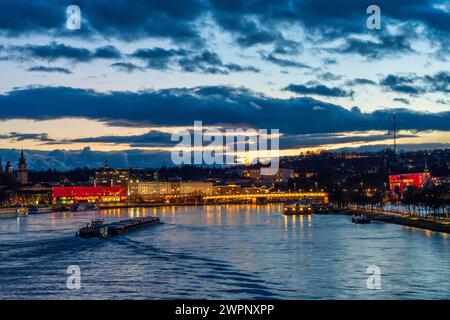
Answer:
(0, 0, 449, 170)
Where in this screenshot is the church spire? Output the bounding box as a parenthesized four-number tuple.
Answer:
(19, 147, 26, 164)
(17, 148, 28, 185)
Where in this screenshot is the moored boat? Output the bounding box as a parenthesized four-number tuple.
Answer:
(28, 206, 39, 214)
(16, 206, 28, 216)
(53, 206, 69, 212)
(28, 206, 53, 214)
(312, 203, 334, 214)
(283, 201, 312, 215)
(352, 214, 371, 224)
(69, 203, 99, 212)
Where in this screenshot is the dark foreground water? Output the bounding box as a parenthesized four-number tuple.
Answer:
(0, 204, 449, 299)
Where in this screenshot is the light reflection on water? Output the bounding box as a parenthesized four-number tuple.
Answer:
(0, 204, 449, 299)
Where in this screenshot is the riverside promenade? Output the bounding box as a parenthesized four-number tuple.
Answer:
(346, 208, 450, 233)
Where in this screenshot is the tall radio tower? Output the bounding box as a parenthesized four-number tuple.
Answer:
(393, 112, 397, 155)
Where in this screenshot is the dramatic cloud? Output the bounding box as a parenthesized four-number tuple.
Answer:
(130, 47, 190, 70)
(284, 84, 353, 97)
(27, 66, 72, 74)
(0, 147, 172, 171)
(436, 99, 450, 105)
(68, 131, 173, 148)
(423, 71, 450, 94)
(178, 50, 243, 74)
(92, 45, 122, 59)
(0, 86, 449, 135)
(0, 1, 449, 167)
(380, 74, 422, 95)
(208, 0, 449, 56)
(1, 1, 449, 57)
(318, 72, 343, 81)
(0, 1, 64, 36)
(260, 53, 311, 69)
(0, 0, 206, 45)
(131, 47, 259, 74)
(9, 42, 121, 62)
(380, 71, 450, 95)
(0, 132, 56, 142)
(110, 62, 145, 73)
(5, 42, 258, 74)
(393, 98, 410, 105)
(332, 34, 415, 59)
(345, 78, 377, 86)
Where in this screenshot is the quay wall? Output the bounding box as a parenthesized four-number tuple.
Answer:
(346, 208, 450, 234)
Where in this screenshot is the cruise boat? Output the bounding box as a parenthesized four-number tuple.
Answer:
(283, 201, 313, 215)
(16, 206, 28, 216)
(69, 203, 99, 212)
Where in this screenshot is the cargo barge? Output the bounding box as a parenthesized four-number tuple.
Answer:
(76, 216, 161, 238)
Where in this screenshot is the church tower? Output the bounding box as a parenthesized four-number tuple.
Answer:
(16, 149, 28, 185)
(6, 161, 13, 174)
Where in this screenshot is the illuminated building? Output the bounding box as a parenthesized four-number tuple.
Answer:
(389, 172, 431, 194)
(16, 185, 52, 206)
(51, 186, 127, 205)
(241, 168, 294, 184)
(94, 161, 130, 187)
(213, 185, 272, 196)
(179, 182, 214, 195)
(133, 182, 173, 198)
(431, 176, 450, 186)
(0, 151, 29, 186)
(0, 168, 20, 206)
(213, 185, 243, 195)
(16, 149, 28, 185)
(129, 181, 213, 201)
(242, 168, 261, 179)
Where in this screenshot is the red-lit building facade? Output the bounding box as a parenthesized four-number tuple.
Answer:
(52, 186, 127, 205)
(389, 172, 431, 194)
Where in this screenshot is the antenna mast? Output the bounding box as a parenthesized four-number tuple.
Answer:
(393, 112, 397, 155)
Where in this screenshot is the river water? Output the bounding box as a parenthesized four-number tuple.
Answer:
(0, 204, 449, 299)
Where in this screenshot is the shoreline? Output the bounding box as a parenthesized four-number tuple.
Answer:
(345, 208, 450, 234)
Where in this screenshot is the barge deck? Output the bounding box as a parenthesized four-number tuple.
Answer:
(76, 216, 161, 238)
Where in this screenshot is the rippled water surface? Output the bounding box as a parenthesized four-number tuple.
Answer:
(1, 204, 449, 299)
